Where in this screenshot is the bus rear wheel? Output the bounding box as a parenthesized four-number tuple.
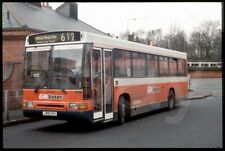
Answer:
(118, 96, 126, 125)
(168, 90, 175, 110)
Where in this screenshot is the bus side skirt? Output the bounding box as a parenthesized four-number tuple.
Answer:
(129, 101, 168, 117)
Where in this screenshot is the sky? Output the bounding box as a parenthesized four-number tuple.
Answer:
(49, 2, 222, 37)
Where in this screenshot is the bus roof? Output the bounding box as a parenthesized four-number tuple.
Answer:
(25, 30, 187, 60)
(82, 31, 187, 60)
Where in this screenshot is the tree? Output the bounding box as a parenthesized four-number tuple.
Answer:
(166, 24, 188, 52)
(189, 20, 221, 61)
(146, 29, 164, 47)
(119, 31, 129, 40)
(133, 29, 147, 44)
(119, 29, 147, 44)
(116, 20, 221, 62)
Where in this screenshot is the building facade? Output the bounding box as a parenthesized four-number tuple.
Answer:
(2, 2, 109, 92)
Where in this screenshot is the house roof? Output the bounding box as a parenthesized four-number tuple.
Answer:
(3, 3, 109, 37)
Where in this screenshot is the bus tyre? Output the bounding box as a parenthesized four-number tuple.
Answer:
(168, 90, 175, 110)
(118, 96, 126, 125)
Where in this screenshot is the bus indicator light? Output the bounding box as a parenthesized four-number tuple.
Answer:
(26, 101, 33, 108)
(115, 80, 119, 86)
(78, 103, 87, 109)
(69, 103, 78, 110)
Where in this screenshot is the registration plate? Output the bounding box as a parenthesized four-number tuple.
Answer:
(42, 111, 57, 117)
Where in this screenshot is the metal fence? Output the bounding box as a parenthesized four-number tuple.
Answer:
(3, 89, 24, 123)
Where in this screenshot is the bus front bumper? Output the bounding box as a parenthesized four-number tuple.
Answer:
(23, 109, 93, 122)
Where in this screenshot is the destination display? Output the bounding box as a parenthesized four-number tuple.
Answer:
(28, 31, 81, 44)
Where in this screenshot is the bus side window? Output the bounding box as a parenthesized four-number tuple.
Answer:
(169, 58, 178, 76)
(147, 54, 159, 77)
(159, 56, 169, 76)
(132, 52, 146, 77)
(177, 59, 186, 76)
(114, 49, 131, 78)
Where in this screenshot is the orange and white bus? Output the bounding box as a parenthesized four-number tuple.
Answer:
(23, 31, 188, 124)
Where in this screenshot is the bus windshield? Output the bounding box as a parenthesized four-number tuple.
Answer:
(24, 44, 83, 90)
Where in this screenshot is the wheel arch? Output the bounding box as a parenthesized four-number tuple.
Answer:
(118, 93, 131, 116)
(167, 87, 176, 110)
(168, 87, 175, 99)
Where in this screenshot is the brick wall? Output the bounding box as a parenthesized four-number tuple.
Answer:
(3, 40, 25, 63)
(3, 29, 37, 90)
(189, 71, 222, 78)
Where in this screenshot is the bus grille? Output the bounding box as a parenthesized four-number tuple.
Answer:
(36, 104, 65, 109)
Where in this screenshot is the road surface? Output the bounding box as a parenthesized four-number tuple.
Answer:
(3, 78, 222, 148)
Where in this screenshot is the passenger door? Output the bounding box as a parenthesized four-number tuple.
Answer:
(92, 48, 113, 120)
(103, 49, 113, 120)
(92, 48, 103, 119)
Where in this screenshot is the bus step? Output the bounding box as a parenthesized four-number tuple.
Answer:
(103, 119, 114, 123)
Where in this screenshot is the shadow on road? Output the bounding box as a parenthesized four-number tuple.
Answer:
(35, 120, 118, 133)
(35, 106, 181, 133)
(126, 105, 181, 123)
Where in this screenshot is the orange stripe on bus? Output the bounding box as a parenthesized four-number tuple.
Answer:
(113, 81, 188, 112)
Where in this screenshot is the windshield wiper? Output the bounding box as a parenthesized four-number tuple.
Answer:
(34, 70, 49, 93)
(60, 87, 67, 94)
(34, 81, 44, 93)
(53, 77, 67, 94)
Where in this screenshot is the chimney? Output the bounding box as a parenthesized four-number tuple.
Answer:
(41, 2, 52, 9)
(128, 34, 134, 42)
(135, 36, 139, 42)
(70, 3, 78, 20)
(56, 3, 78, 20)
(148, 39, 153, 46)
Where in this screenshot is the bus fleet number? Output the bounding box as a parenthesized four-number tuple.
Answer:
(60, 33, 75, 42)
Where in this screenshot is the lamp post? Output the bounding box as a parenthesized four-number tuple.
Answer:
(127, 18, 136, 39)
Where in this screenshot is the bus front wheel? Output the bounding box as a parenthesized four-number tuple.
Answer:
(118, 96, 126, 125)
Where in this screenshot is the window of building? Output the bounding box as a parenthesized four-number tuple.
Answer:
(187, 63, 190, 67)
(202, 63, 209, 67)
(132, 52, 146, 77)
(210, 63, 216, 67)
(147, 54, 159, 77)
(192, 63, 199, 67)
(114, 49, 131, 77)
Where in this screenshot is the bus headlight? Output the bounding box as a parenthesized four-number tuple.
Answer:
(69, 103, 78, 109)
(26, 101, 33, 108)
(78, 103, 87, 109)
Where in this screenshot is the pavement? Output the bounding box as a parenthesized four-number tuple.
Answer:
(3, 90, 213, 127)
(185, 89, 213, 100)
(3, 117, 40, 127)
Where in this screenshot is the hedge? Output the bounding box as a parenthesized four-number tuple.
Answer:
(188, 66, 222, 72)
